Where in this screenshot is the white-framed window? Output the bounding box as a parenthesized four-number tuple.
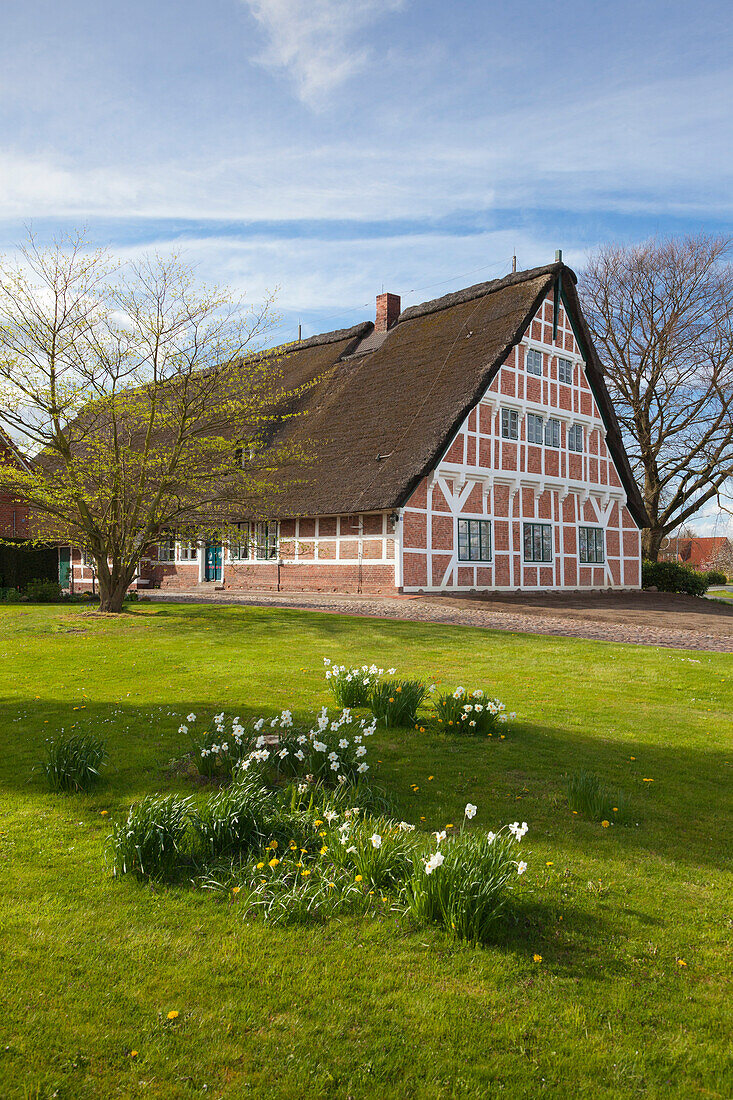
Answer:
(178, 540, 198, 561)
(457, 518, 492, 562)
(558, 357, 573, 384)
(523, 522, 552, 563)
(157, 537, 175, 562)
(253, 521, 278, 560)
(527, 413, 544, 444)
(229, 522, 250, 561)
(526, 348, 543, 376)
(544, 418, 560, 448)
(501, 408, 519, 440)
(568, 424, 584, 452)
(579, 526, 604, 564)
(81, 548, 95, 568)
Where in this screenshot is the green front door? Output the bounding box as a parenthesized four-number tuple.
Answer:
(59, 548, 71, 589)
(205, 542, 223, 581)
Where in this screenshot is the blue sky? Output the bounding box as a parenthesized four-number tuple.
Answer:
(2, 0, 732, 529)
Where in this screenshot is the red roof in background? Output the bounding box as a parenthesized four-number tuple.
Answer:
(676, 536, 731, 567)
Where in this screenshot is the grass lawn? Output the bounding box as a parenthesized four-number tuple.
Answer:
(0, 602, 731, 1100)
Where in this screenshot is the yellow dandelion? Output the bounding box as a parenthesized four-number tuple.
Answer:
(268, 857, 280, 867)
(328, 882, 336, 889)
(428, 775, 434, 781)
(677, 959, 687, 967)
(256, 862, 265, 870)
(446, 823, 454, 829)
(601, 820, 610, 828)
(100, 810, 108, 816)
(419, 727, 426, 733)
(268, 839, 278, 849)
(388, 697, 394, 703)
(612, 807, 618, 812)
(546, 861, 554, 866)
(318, 830, 326, 837)
(231, 886, 241, 895)
(300, 848, 307, 853)
(320, 846, 328, 855)
(166, 1010, 179, 1020)
(533, 954, 542, 963)
(630, 756, 636, 760)
(355, 874, 363, 882)
(396, 686, 402, 693)
(314, 820, 323, 827)
(643, 778, 654, 783)
(301, 869, 311, 877)
(130, 1050, 138, 1058)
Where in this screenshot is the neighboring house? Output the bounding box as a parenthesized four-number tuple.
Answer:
(0, 426, 30, 541)
(65, 260, 647, 595)
(0, 427, 58, 588)
(660, 536, 732, 572)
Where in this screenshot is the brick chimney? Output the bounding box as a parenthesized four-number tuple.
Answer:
(375, 292, 401, 333)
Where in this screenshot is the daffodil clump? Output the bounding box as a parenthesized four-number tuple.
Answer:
(324, 659, 393, 707)
(565, 770, 630, 823)
(42, 732, 108, 793)
(324, 658, 427, 728)
(368, 678, 428, 728)
(237, 706, 377, 788)
(432, 687, 516, 736)
(402, 809, 530, 942)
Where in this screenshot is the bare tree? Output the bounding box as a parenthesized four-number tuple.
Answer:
(0, 232, 306, 611)
(579, 235, 733, 559)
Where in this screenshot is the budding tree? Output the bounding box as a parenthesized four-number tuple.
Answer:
(579, 235, 733, 559)
(0, 233, 305, 611)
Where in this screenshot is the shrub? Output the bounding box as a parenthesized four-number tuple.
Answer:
(43, 733, 107, 793)
(642, 560, 708, 596)
(565, 770, 629, 822)
(705, 569, 727, 586)
(191, 777, 275, 859)
(0, 587, 22, 603)
(324, 659, 386, 707)
(326, 811, 417, 889)
(403, 814, 529, 943)
(432, 687, 514, 735)
(369, 678, 427, 727)
(108, 794, 194, 878)
(26, 579, 63, 603)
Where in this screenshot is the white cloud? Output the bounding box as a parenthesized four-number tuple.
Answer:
(241, 0, 404, 106)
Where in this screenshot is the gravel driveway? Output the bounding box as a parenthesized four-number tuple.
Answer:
(144, 588, 733, 653)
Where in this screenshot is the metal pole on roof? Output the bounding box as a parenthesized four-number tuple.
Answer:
(555, 249, 563, 262)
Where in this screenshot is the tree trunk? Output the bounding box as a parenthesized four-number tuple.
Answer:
(97, 568, 135, 613)
(642, 526, 664, 562)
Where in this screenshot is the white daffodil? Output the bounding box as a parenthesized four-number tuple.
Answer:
(425, 851, 445, 874)
(464, 803, 477, 819)
(370, 833, 382, 848)
(517, 861, 527, 875)
(187, 713, 196, 722)
(434, 830, 447, 844)
(398, 821, 416, 832)
(357, 763, 369, 773)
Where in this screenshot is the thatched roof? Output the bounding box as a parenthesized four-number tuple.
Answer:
(266, 263, 648, 527)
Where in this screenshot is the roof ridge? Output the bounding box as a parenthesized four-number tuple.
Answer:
(397, 262, 571, 324)
(257, 320, 373, 360)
